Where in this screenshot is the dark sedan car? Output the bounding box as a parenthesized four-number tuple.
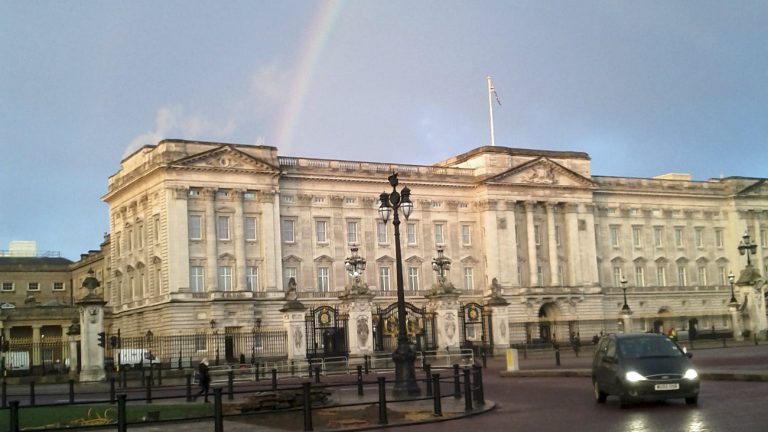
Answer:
(592, 333, 700, 407)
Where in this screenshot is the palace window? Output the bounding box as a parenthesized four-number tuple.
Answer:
(379, 267, 391, 291)
(247, 266, 259, 291)
(347, 221, 359, 244)
(377, 221, 388, 244)
(675, 227, 684, 247)
(2, 282, 14, 291)
(406, 222, 417, 245)
(718, 266, 726, 285)
(317, 267, 330, 292)
(218, 266, 233, 291)
(52, 282, 65, 291)
(715, 229, 724, 248)
(316, 220, 328, 243)
(463, 267, 474, 291)
(28, 282, 40, 291)
(635, 266, 645, 287)
(612, 266, 623, 287)
(632, 226, 642, 248)
(189, 215, 203, 240)
(657, 266, 667, 287)
(654, 227, 664, 247)
(245, 217, 258, 241)
(282, 219, 295, 243)
(461, 224, 472, 246)
(284, 267, 297, 289)
(190, 267, 204, 292)
(408, 267, 420, 291)
(610, 226, 620, 247)
(698, 265, 708, 286)
(695, 228, 704, 248)
(677, 266, 688, 286)
(534, 225, 542, 246)
(434, 223, 445, 245)
(217, 216, 231, 241)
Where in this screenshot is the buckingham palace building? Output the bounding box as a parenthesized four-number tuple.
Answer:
(91, 138, 767, 350)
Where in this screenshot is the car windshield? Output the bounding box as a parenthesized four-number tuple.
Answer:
(618, 337, 683, 359)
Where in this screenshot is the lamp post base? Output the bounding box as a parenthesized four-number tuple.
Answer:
(392, 341, 421, 398)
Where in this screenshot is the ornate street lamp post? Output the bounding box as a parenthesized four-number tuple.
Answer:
(431, 247, 451, 286)
(728, 271, 738, 305)
(738, 231, 757, 267)
(620, 275, 630, 313)
(344, 246, 367, 286)
(378, 172, 420, 397)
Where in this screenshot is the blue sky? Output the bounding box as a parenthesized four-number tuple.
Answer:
(1, 1, 766, 260)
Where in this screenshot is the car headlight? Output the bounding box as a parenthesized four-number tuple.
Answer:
(625, 371, 647, 382)
(683, 369, 698, 380)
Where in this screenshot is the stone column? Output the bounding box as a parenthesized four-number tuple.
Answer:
(66, 324, 80, 377)
(78, 271, 107, 382)
(482, 200, 500, 286)
(485, 282, 510, 355)
(546, 203, 559, 286)
(233, 190, 247, 291)
(524, 202, 538, 286)
(32, 325, 42, 371)
(281, 292, 308, 361)
(261, 191, 281, 291)
(753, 218, 765, 276)
(426, 292, 461, 351)
(502, 201, 519, 287)
(204, 188, 218, 290)
(729, 303, 743, 341)
(582, 204, 600, 285)
(565, 203, 582, 286)
(339, 294, 375, 356)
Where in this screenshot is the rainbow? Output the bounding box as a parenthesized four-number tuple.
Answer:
(273, 0, 345, 153)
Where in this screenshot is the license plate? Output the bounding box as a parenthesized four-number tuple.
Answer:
(655, 383, 679, 391)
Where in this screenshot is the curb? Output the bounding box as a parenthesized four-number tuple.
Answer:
(499, 369, 768, 382)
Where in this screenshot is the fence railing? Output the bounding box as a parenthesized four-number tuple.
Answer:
(0, 360, 487, 432)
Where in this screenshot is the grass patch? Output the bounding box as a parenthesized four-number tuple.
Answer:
(0, 403, 214, 429)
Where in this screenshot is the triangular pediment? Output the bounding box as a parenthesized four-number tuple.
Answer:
(485, 157, 595, 188)
(172, 145, 279, 173)
(737, 179, 768, 197)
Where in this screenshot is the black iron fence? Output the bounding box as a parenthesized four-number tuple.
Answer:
(0, 361, 487, 432)
(106, 330, 287, 368)
(1, 338, 71, 376)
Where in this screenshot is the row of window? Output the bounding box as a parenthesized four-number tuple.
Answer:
(608, 226, 756, 249)
(188, 214, 259, 242)
(282, 265, 476, 292)
(115, 216, 162, 256)
(281, 219, 474, 246)
(189, 266, 261, 292)
(1, 282, 66, 292)
(611, 264, 730, 287)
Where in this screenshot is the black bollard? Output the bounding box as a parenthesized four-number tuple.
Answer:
(303, 381, 313, 431)
(357, 365, 364, 396)
(30, 381, 35, 406)
(453, 364, 461, 399)
(120, 368, 127, 389)
(424, 364, 433, 397)
(481, 347, 487, 368)
(291, 360, 296, 377)
(186, 373, 193, 402)
(109, 377, 116, 404)
(227, 370, 234, 401)
(432, 373, 442, 417)
(213, 388, 223, 432)
(314, 366, 321, 384)
(271, 368, 278, 391)
(145, 376, 153, 403)
(1, 380, 6, 408)
(473, 365, 485, 405)
(377, 376, 388, 425)
(463, 368, 472, 412)
(364, 355, 369, 374)
(755, 333, 759, 346)
(178, 351, 182, 370)
(555, 347, 561, 366)
(117, 394, 127, 432)
(254, 362, 259, 381)
(10, 400, 20, 432)
(157, 363, 163, 386)
(69, 379, 76, 403)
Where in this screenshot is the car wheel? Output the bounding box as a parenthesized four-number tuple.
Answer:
(685, 396, 698, 405)
(593, 381, 607, 403)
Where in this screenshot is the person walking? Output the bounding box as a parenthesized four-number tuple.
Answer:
(194, 358, 211, 403)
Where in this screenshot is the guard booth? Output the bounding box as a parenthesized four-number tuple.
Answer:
(305, 306, 348, 359)
(373, 302, 436, 352)
(460, 302, 493, 355)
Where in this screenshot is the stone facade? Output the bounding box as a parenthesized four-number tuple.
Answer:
(92, 140, 767, 341)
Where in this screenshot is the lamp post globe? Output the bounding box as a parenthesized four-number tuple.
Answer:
(378, 172, 420, 397)
(738, 231, 757, 267)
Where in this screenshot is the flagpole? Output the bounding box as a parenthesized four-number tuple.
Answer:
(487, 76, 496, 147)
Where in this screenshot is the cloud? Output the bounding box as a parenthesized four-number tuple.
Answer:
(124, 62, 291, 156)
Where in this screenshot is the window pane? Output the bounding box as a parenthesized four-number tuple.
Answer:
(282, 220, 295, 243)
(407, 223, 416, 244)
(316, 221, 327, 243)
(377, 221, 387, 243)
(379, 267, 390, 291)
(245, 217, 257, 241)
(217, 216, 230, 240)
(347, 221, 358, 244)
(188, 215, 202, 240)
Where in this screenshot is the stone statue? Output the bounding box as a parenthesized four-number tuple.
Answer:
(281, 277, 305, 310)
(486, 277, 509, 306)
